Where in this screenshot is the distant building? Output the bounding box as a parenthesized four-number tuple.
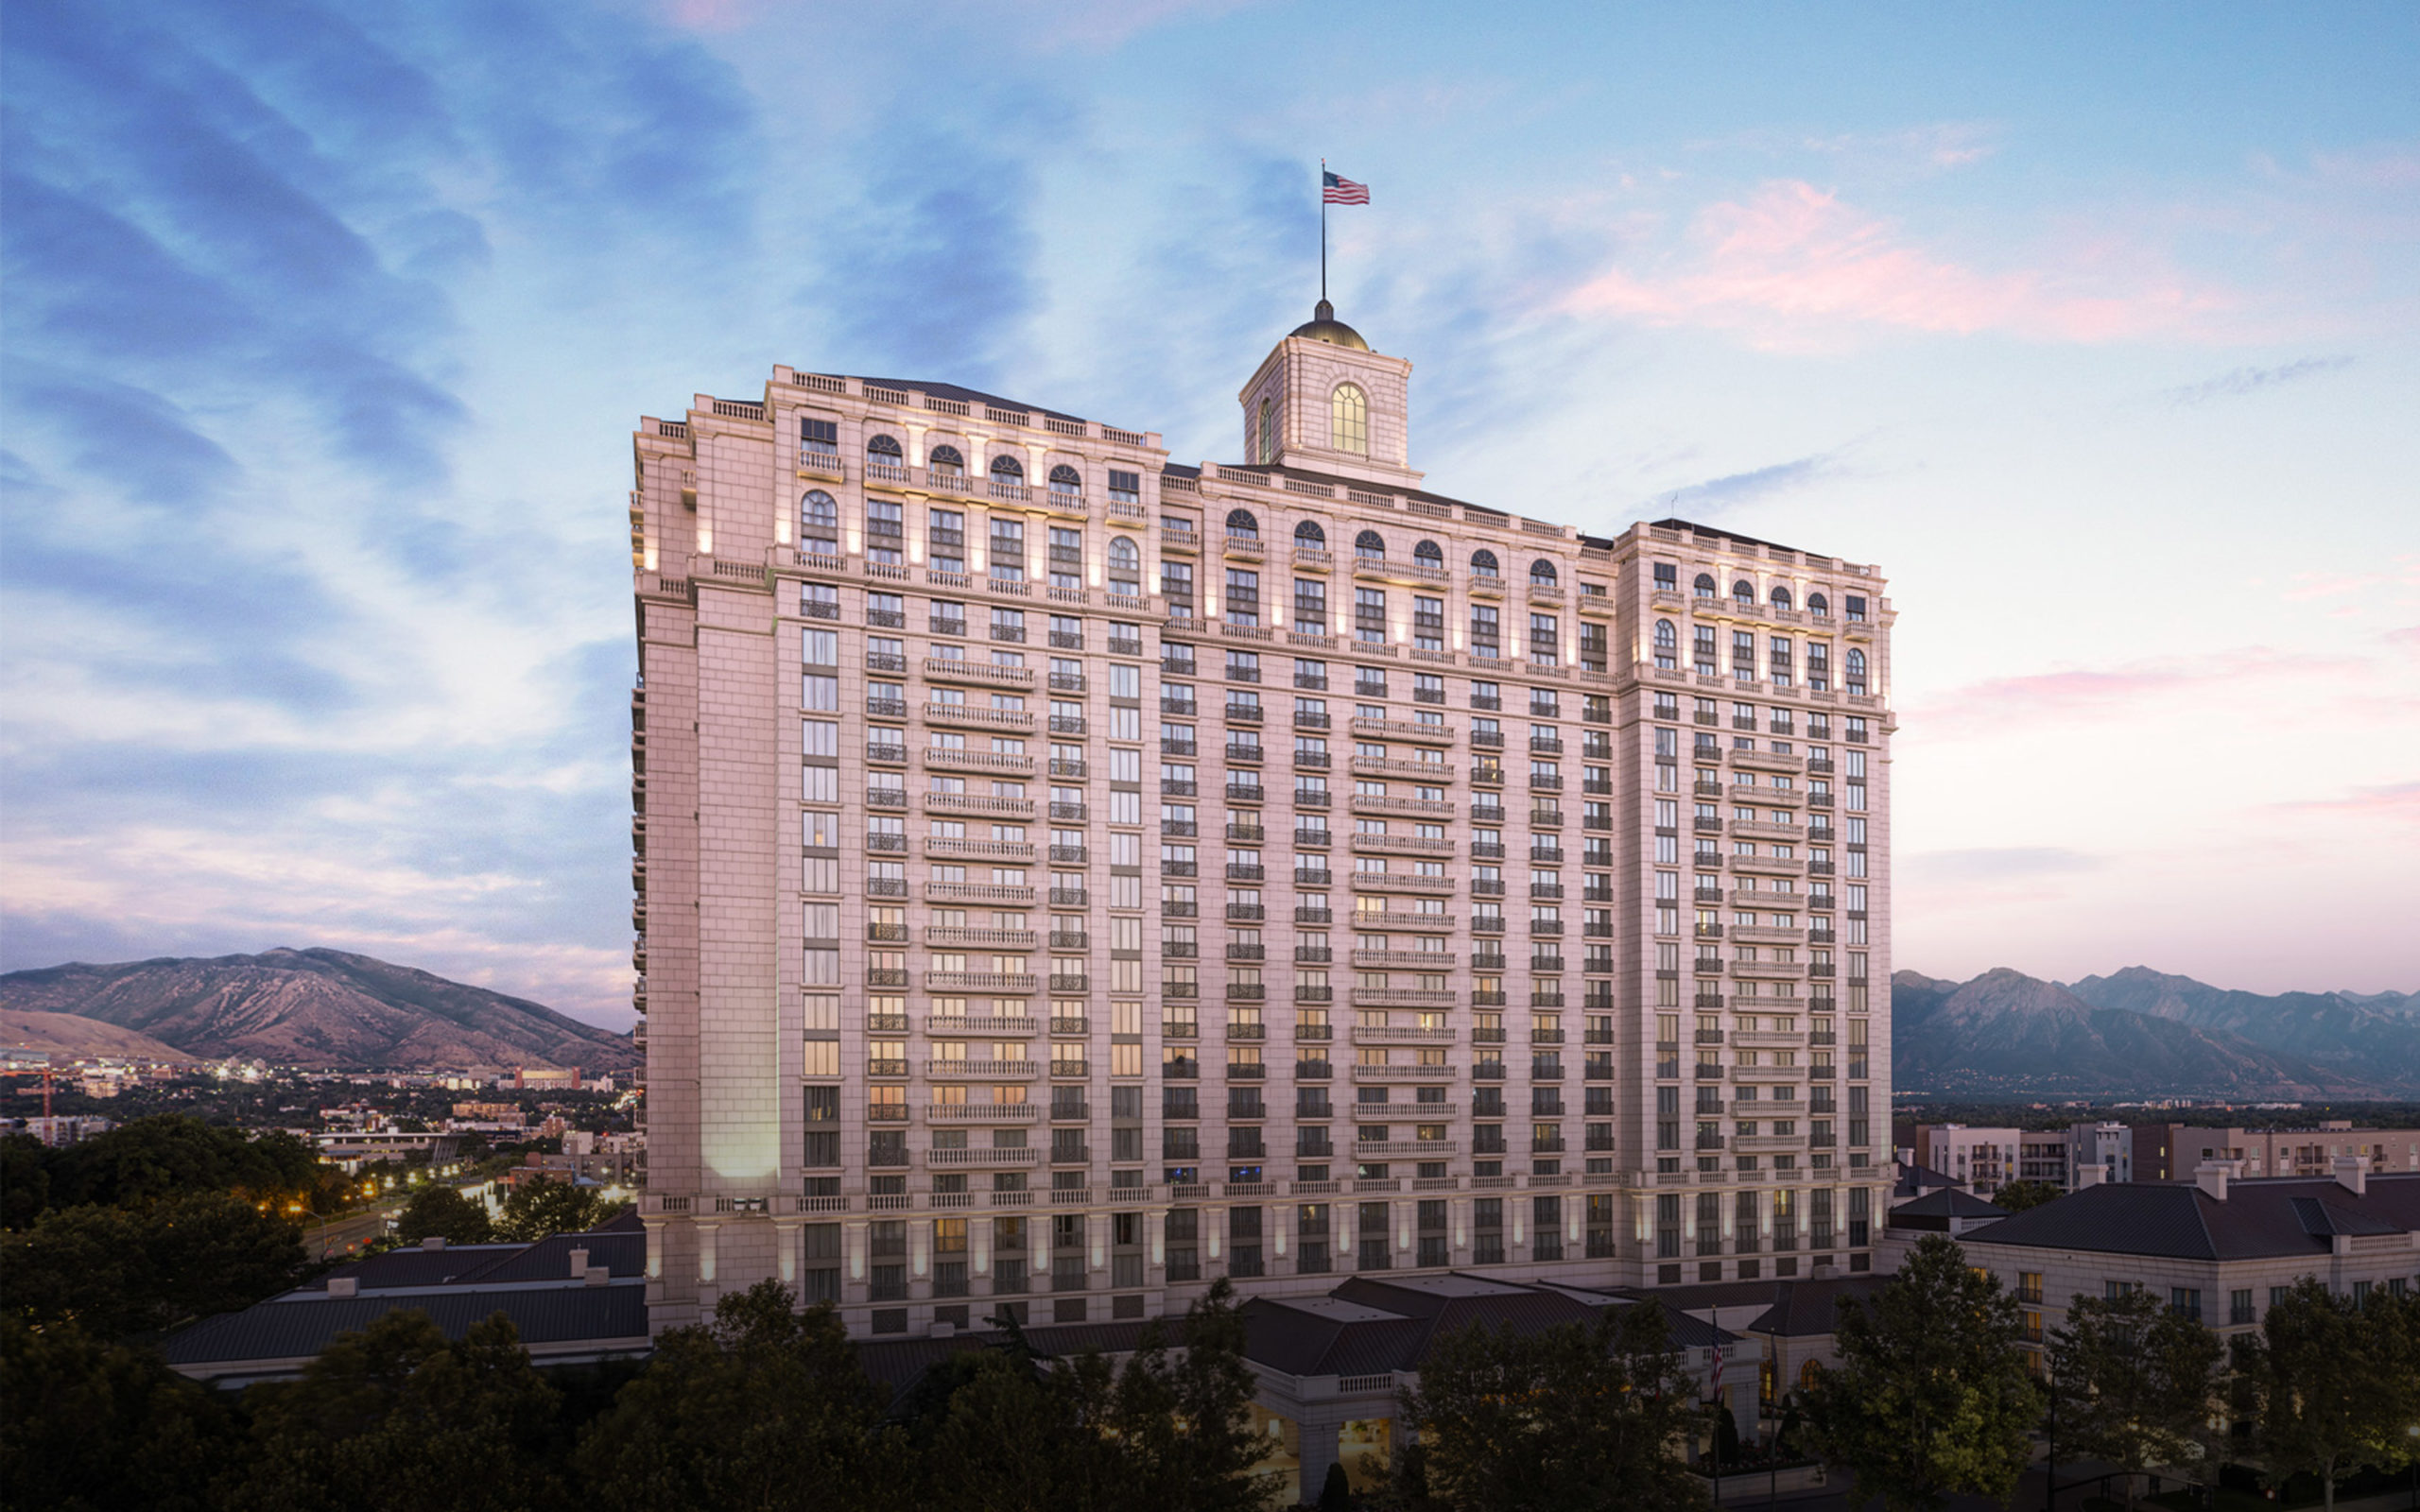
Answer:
(15, 1115, 117, 1146)
(2133, 1121, 2420, 1182)
(1960, 1164, 2420, 1372)
(1911, 1125, 2020, 1195)
(451, 1101, 527, 1126)
(506, 1067, 581, 1091)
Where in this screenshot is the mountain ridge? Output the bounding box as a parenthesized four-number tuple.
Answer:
(0, 949, 634, 1073)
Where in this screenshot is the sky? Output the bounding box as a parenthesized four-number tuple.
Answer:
(4, 0, 2416, 1029)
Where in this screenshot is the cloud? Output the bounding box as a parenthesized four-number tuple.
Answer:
(2276, 782, 2420, 826)
(1647, 451, 1849, 518)
(1904, 848, 2104, 883)
(2162, 355, 2354, 405)
(1563, 180, 2235, 348)
(1703, 122, 1999, 172)
(1906, 646, 2362, 738)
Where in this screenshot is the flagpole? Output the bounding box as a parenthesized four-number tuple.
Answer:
(1320, 158, 1328, 302)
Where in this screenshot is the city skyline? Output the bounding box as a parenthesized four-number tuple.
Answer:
(6, 1, 2418, 1029)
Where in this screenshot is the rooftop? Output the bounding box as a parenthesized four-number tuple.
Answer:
(1961, 1173, 2420, 1262)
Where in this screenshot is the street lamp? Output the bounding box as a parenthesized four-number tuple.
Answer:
(289, 1204, 332, 1260)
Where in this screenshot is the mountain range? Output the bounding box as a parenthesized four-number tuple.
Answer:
(0, 949, 636, 1073)
(1894, 967, 2420, 1097)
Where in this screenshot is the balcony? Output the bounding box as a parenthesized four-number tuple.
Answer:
(1353, 1140, 1459, 1159)
(1352, 1062, 1456, 1081)
(1350, 988, 1456, 1008)
(925, 1059, 1040, 1078)
(1351, 833, 1456, 859)
(924, 703, 1033, 732)
(1350, 793, 1457, 818)
(1351, 950, 1455, 970)
(925, 926, 1034, 948)
(925, 971, 1037, 991)
(924, 837, 1034, 862)
(924, 792, 1033, 818)
(925, 658, 1033, 689)
(926, 881, 1035, 903)
(923, 1103, 1040, 1123)
(1350, 717, 1456, 744)
(1350, 1022, 1457, 1042)
(1350, 871, 1456, 895)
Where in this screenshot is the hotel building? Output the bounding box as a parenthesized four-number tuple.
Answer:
(629, 303, 1896, 1335)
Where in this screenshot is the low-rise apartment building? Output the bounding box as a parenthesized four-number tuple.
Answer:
(1911, 1125, 2019, 1196)
(2134, 1120, 2420, 1182)
(1959, 1162, 2420, 1367)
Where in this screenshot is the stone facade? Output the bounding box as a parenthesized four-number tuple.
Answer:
(629, 313, 1897, 1335)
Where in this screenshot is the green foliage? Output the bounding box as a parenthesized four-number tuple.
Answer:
(1990, 1179, 2063, 1212)
(1, 1134, 51, 1229)
(1101, 1279, 1276, 1512)
(0, 1316, 240, 1512)
(230, 1309, 564, 1512)
(579, 1280, 908, 1512)
(394, 1183, 494, 1246)
(30, 1115, 327, 1218)
(2236, 1279, 2420, 1510)
(1800, 1233, 2042, 1512)
(2046, 1285, 2224, 1508)
(1401, 1299, 1710, 1512)
(1318, 1460, 1354, 1512)
(4, 1192, 305, 1340)
(496, 1175, 622, 1242)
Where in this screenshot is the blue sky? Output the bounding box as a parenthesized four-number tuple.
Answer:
(5, 0, 2416, 1026)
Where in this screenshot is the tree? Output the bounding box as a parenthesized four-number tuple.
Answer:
(1800, 1233, 2041, 1512)
(4, 1192, 304, 1340)
(1102, 1278, 1280, 1512)
(41, 1115, 325, 1213)
(2238, 1279, 2420, 1512)
(578, 1280, 907, 1511)
(496, 1175, 622, 1242)
(1, 1134, 50, 1230)
(1990, 1180, 2063, 1213)
(1316, 1461, 1353, 1512)
(395, 1184, 494, 1246)
(0, 1315, 242, 1512)
(1402, 1299, 1710, 1512)
(232, 1308, 565, 1512)
(2046, 1285, 2224, 1510)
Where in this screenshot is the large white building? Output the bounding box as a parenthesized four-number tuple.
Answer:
(628, 301, 1896, 1335)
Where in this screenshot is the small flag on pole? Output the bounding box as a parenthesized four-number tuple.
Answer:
(1322, 170, 1370, 205)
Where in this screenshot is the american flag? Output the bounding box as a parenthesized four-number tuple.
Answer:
(1322, 170, 1369, 205)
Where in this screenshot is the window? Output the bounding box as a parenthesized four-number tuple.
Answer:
(1161, 560, 1194, 615)
(1693, 573, 1717, 598)
(990, 517, 1026, 581)
(1256, 397, 1276, 463)
(1331, 384, 1368, 454)
(1355, 588, 1388, 642)
(1733, 579, 1754, 605)
(1048, 463, 1081, 497)
(1226, 568, 1261, 626)
(1530, 558, 1558, 588)
(990, 454, 1025, 485)
(1471, 549, 1500, 579)
(1652, 619, 1677, 669)
(1845, 648, 1867, 696)
(1845, 594, 1867, 622)
(1415, 539, 1443, 569)
(1808, 593, 1829, 617)
(1771, 586, 1792, 610)
(928, 443, 966, 477)
(1226, 508, 1259, 539)
(1470, 605, 1500, 657)
(1098, 536, 1139, 594)
(800, 490, 838, 555)
(1295, 520, 1326, 546)
(867, 433, 904, 470)
(1355, 529, 1386, 561)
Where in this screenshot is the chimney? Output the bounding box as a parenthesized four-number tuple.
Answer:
(2195, 1160, 2238, 1201)
(569, 1247, 591, 1279)
(2072, 1164, 2106, 1190)
(585, 1264, 610, 1286)
(327, 1276, 358, 1297)
(422, 1236, 447, 1251)
(2332, 1156, 2366, 1195)
(928, 1320, 957, 1339)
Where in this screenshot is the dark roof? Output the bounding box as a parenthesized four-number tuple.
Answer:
(1160, 462, 1202, 480)
(453, 1230, 645, 1285)
(849, 379, 1087, 426)
(1893, 1160, 1963, 1199)
(1629, 1275, 1892, 1339)
(853, 1318, 1160, 1395)
(1238, 1274, 1737, 1378)
(296, 1244, 524, 1292)
(1891, 1188, 2011, 1220)
(1962, 1175, 2420, 1263)
(594, 1206, 646, 1233)
(162, 1284, 648, 1370)
(302, 1227, 645, 1293)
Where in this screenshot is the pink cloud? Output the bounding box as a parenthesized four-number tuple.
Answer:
(1564, 180, 2236, 346)
(1906, 646, 2357, 737)
(2278, 782, 2420, 826)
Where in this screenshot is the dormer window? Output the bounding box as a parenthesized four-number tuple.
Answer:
(1331, 384, 1368, 455)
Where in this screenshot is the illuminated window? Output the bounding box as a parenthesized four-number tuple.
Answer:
(1331, 384, 1368, 455)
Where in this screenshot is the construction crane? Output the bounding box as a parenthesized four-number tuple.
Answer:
(2, 1064, 60, 1120)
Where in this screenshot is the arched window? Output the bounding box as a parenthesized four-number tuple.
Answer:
(1845, 648, 1867, 694)
(1225, 508, 1259, 539)
(1807, 593, 1829, 618)
(1048, 464, 1081, 496)
(990, 455, 1025, 482)
(1257, 397, 1276, 464)
(1355, 530, 1387, 560)
(1414, 539, 1443, 564)
(1294, 521, 1327, 546)
(1771, 586, 1792, 610)
(1331, 384, 1368, 455)
(1800, 1360, 1821, 1392)
(1733, 579, 1754, 604)
(1108, 537, 1141, 593)
(1471, 549, 1500, 578)
(867, 433, 904, 465)
(800, 490, 838, 554)
(1652, 619, 1677, 670)
(1693, 573, 1717, 597)
(928, 443, 965, 476)
(1530, 558, 1559, 587)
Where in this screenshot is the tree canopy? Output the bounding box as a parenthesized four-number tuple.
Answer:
(395, 1183, 494, 1246)
(4, 1192, 305, 1341)
(2236, 1279, 2420, 1511)
(5, 1117, 331, 1228)
(1800, 1233, 2041, 1512)
(1402, 1300, 1710, 1512)
(1988, 1179, 2062, 1213)
(496, 1176, 623, 1242)
(2046, 1285, 2223, 1509)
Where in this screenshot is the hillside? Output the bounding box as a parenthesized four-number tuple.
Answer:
(1892, 967, 2392, 1097)
(0, 1009, 192, 1061)
(0, 949, 635, 1073)
(2066, 967, 2420, 1086)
